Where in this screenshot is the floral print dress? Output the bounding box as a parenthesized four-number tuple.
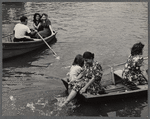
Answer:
(71, 61, 103, 95)
(122, 55, 146, 85)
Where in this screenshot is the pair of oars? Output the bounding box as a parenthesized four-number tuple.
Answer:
(37, 32, 60, 60)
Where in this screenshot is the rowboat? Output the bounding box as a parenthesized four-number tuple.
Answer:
(3, 32, 57, 59)
(61, 61, 148, 102)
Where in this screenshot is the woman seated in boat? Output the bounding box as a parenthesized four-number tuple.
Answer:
(67, 54, 85, 87)
(122, 42, 148, 86)
(32, 13, 41, 31)
(13, 16, 36, 42)
(61, 51, 103, 107)
(35, 13, 55, 38)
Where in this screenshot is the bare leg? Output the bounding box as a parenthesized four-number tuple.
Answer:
(61, 90, 77, 107)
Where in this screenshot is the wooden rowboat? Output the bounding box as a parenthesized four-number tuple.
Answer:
(61, 62, 148, 102)
(3, 32, 57, 59)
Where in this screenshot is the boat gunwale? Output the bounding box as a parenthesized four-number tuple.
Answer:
(2, 32, 57, 45)
(82, 86, 148, 99)
(3, 32, 57, 59)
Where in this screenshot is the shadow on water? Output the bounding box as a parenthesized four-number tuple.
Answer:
(3, 37, 57, 68)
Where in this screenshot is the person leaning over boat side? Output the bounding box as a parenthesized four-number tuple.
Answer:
(13, 16, 37, 42)
(122, 42, 148, 86)
(32, 13, 41, 31)
(35, 13, 55, 38)
(61, 51, 103, 107)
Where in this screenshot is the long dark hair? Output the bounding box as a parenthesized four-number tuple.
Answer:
(33, 13, 41, 24)
(131, 42, 144, 56)
(72, 54, 84, 67)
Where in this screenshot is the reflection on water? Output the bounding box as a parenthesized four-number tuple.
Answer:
(2, 2, 148, 117)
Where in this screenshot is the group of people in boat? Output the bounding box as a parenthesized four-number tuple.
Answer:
(13, 13, 55, 42)
(61, 42, 148, 107)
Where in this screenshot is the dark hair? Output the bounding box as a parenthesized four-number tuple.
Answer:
(41, 13, 48, 18)
(33, 13, 41, 24)
(72, 54, 84, 67)
(83, 51, 94, 59)
(131, 42, 144, 56)
(20, 16, 27, 22)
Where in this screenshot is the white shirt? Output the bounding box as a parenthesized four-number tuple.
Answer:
(14, 23, 31, 38)
(69, 65, 83, 81)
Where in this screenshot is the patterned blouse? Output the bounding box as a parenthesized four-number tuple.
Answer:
(71, 61, 103, 95)
(122, 55, 145, 84)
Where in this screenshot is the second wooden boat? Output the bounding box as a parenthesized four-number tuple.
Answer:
(61, 62, 148, 102)
(3, 32, 57, 59)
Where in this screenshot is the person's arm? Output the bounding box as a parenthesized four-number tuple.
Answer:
(140, 59, 148, 80)
(69, 74, 83, 83)
(26, 26, 37, 37)
(80, 76, 95, 94)
(47, 19, 54, 34)
(80, 62, 103, 94)
(33, 23, 41, 30)
(13, 30, 15, 35)
(12, 30, 15, 42)
(37, 23, 41, 30)
(69, 68, 85, 83)
(49, 25, 54, 35)
(33, 23, 37, 29)
(13, 25, 16, 36)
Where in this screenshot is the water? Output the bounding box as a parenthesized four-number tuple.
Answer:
(2, 2, 148, 117)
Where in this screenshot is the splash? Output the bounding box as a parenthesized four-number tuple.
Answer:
(26, 102, 35, 112)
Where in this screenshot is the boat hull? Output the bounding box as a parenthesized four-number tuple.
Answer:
(3, 33, 56, 59)
(61, 69, 148, 103)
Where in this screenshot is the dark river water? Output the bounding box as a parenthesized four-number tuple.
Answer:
(2, 2, 148, 117)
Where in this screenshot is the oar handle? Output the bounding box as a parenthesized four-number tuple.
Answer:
(143, 56, 148, 60)
(108, 56, 148, 69)
(37, 32, 57, 56)
(110, 66, 115, 85)
(108, 62, 126, 68)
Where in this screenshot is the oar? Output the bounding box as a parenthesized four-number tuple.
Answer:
(37, 32, 60, 60)
(111, 56, 148, 67)
(109, 66, 115, 85)
(143, 56, 148, 60)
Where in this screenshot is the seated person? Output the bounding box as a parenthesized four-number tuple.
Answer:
(35, 13, 55, 38)
(67, 54, 85, 86)
(122, 42, 148, 86)
(13, 16, 36, 42)
(32, 13, 41, 31)
(61, 51, 103, 107)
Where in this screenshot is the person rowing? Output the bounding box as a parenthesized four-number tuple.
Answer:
(35, 13, 55, 38)
(13, 16, 37, 42)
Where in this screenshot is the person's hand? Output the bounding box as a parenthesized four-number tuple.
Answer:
(52, 31, 55, 35)
(34, 30, 38, 33)
(80, 87, 86, 94)
(24, 36, 31, 39)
